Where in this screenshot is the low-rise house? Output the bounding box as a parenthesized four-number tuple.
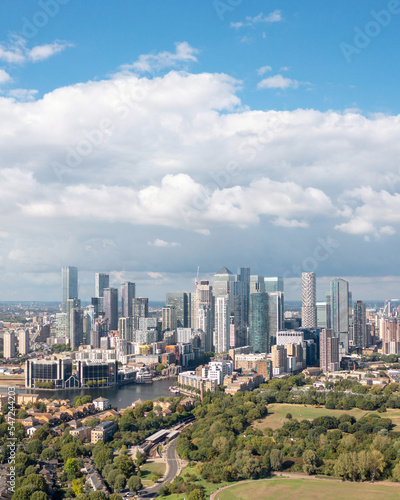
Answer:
(21, 416, 38, 427)
(93, 397, 111, 411)
(70, 426, 92, 442)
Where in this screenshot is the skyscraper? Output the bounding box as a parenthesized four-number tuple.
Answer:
(301, 272, 317, 329)
(4, 331, 15, 359)
(213, 267, 236, 352)
(353, 300, 367, 348)
(264, 277, 284, 293)
(70, 307, 83, 350)
(121, 281, 135, 317)
(104, 287, 118, 331)
(250, 275, 265, 294)
(95, 273, 109, 298)
(166, 292, 192, 328)
(18, 329, 29, 355)
(330, 278, 349, 336)
(249, 292, 269, 353)
(235, 267, 250, 347)
(62, 266, 78, 313)
(320, 328, 339, 372)
(267, 291, 284, 346)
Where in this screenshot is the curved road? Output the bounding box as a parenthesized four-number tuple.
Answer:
(138, 436, 180, 499)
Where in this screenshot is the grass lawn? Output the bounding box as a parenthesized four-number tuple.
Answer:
(253, 404, 369, 431)
(384, 408, 400, 431)
(215, 478, 400, 500)
(140, 461, 166, 486)
(165, 465, 229, 500)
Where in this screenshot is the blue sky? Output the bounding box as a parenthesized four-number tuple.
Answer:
(0, 0, 400, 301)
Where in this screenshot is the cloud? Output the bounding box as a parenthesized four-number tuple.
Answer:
(7, 88, 38, 101)
(28, 41, 73, 62)
(122, 41, 199, 73)
(0, 36, 72, 64)
(257, 74, 299, 90)
(1, 68, 400, 299)
(230, 10, 283, 29)
(335, 187, 400, 239)
(257, 65, 272, 76)
(0, 69, 11, 84)
(148, 239, 180, 247)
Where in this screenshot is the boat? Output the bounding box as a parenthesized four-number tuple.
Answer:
(169, 386, 180, 394)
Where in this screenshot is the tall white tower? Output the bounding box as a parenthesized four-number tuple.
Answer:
(301, 272, 317, 329)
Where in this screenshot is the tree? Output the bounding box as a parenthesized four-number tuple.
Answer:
(270, 449, 283, 471)
(17, 410, 28, 419)
(40, 448, 56, 461)
(188, 489, 206, 500)
(285, 413, 292, 420)
(302, 449, 317, 475)
(392, 462, 400, 482)
(368, 449, 385, 482)
(109, 495, 122, 500)
(114, 455, 135, 476)
(31, 492, 48, 500)
(71, 478, 85, 497)
(89, 493, 107, 500)
(26, 440, 43, 455)
(61, 442, 78, 462)
(113, 474, 126, 492)
(65, 458, 79, 478)
(127, 475, 142, 493)
(22, 474, 48, 492)
(11, 485, 36, 500)
(135, 451, 147, 466)
(106, 469, 121, 487)
(94, 448, 113, 470)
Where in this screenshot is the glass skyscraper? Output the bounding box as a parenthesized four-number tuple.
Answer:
(62, 266, 78, 313)
(249, 292, 269, 353)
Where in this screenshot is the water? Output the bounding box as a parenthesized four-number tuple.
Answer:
(14, 378, 176, 410)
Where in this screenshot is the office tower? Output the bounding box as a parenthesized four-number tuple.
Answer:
(85, 305, 96, 338)
(18, 329, 29, 355)
(382, 319, 400, 354)
(271, 344, 286, 375)
(70, 307, 84, 350)
(264, 277, 284, 293)
(193, 280, 213, 327)
(66, 298, 81, 342)
(62, 266, 78, 313)
(249, 292, 269, 353)
(103, 287, 118, 331)
(301, 272, 317, 329)
(330, 278, 349, 336)
(4, 331, 15, 359)
(267, 291, 284, 346)
(95, 273, 109, 298)
(320, 328, 339, 372)
(162, 306, 177, 332)
(353, 300, 367, 348)
(133, 297, 149, 330)
(250, 275, 265, 294)
(166, 292, 192, 328)
(121, 281, 135, 318)
(316, 302, 331, 329)
(197, 305, 213, 352)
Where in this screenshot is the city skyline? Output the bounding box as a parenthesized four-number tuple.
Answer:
(1, 1, 400, 301)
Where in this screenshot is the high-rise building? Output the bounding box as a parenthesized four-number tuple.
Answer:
(234, 267, 250, 347)
(70, 307, 84, 350)
(104, 287, 118, 331)
(4, 331, 15, 359)
(267, 291, 284, 346)
(320, 328, 339, 372)
(162, 306, 177, 332)
(316, 302, 331, 329)
(166, 292, 192, 328)
(250, 275, 265, 294)
(95, 273, 109, 298)
(18, 329, 29, 355)
(121, 281, 135, 317)
(118, 317, 133, 342)
(66, 298, 81, 343)
(330, 278, 350, 336)
(213, 267, 236, 352)
(249, 292, 269, 353)
(264, 277, 284, 293)
(193, 280, 213, 351)
(353, 300, 367, 348)
(62, 266, 78, 313)
(133, 297, 149, 330)
(301, 272, 317, 329)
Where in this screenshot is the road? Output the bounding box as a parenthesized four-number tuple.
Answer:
(138, 437, 180, 499)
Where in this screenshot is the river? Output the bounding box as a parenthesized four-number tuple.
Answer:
(13, 378, 177, 410)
